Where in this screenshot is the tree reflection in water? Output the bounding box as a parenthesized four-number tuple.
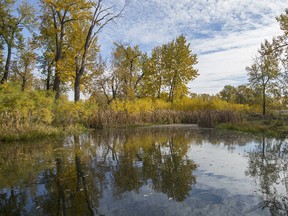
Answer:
(246, 136, 288, 216)
(112, 130, 198, 201)
(0, 127, 198, 214)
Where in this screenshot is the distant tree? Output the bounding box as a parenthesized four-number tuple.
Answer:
(140, 35, 198, 102)
(97, 63, 120, 104)
(246, 40, 280, 116)
(97, 36, 198, 103)
(11, 39, 37, 91)
(38, 48, 55, 91)
(234, 85, 259, 105)
(112, 42, 143, 100)
(218, 85, 237, 103)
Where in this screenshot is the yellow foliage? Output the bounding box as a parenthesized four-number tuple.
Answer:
(152, 99, 171, 110)
(0, 83, 54, 126)
(110, 98, 172, 115)
(171, 97, 249, 112)
(53, 97, 98, 125)
(109, 97, 249, 116)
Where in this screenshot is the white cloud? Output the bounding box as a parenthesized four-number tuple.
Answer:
(189, 23, 283, 94)
(99, 0, 288, 94)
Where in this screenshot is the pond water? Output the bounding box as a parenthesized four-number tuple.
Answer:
(0, 125, 288, 216)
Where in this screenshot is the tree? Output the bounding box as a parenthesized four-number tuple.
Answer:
(97, 59, 120, 104)
(11, 39, 37, 91)
(162, 35, 198, 102)
(72, 0, 125, 102)
(39, 0, 91, 99)
(218, 85, 237, 103)
(111, 42, 143, 100)
(141, 46, 163, 99)
(235, 85, 259, 105)
(0, 1, 35, 84)
(38, 48, 55, 91)
(246, 40, 280, 116)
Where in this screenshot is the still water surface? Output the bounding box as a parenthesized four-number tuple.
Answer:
(0, 125, 288, 215)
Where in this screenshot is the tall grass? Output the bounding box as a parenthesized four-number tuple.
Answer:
(90, 109, 199, 129)
(89, 97, 245, 128)
(197, 110, 243, 128)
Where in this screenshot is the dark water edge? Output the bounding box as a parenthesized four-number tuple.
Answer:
(0, 125, 287, 216)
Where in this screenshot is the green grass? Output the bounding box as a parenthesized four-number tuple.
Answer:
(217, 120, 288, 138)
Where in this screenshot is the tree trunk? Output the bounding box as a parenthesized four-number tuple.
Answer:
(74, 72, 81, 102)
(263, 87, 266, 116)
(21, 77, 26, 92)
(169, 72, 177, 103)
(0, 44, 12, 84)
(46, 64, 52, 91)
(53, 72, 61, 99)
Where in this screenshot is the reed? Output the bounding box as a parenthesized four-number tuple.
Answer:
(87, 109, 242, 129)
(197, 110, 243, 128)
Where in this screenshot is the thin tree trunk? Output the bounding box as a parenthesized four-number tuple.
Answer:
(46, 64, 52, 91)
(263, 87, 266, 116)
(169, 73, 177, 103)
(1, 44, 12, 84)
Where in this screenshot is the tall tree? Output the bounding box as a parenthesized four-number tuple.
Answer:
(72, 0, 125, 102)
(162, 35, 198, 102)
(246, 40, 280, 116)
(39, 0, 90, 99)
(0, 0, 35, 84)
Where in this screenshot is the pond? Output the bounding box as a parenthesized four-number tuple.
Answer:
(0, 125, 287, 216)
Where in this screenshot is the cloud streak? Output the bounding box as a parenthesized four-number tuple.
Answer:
(100, 0, 287, 94)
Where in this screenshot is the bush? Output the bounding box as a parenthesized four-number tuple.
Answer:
(0, 83, 54, 128)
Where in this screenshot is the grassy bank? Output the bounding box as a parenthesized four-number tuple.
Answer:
(0, 124, 88, 142)
(217, 116, 288, 138)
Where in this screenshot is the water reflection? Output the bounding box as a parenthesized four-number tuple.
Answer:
(1, 127, 288, 215)
(246, 136, 288, 216)
(0, 127, 198, 215)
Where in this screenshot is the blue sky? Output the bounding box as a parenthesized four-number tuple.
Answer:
(99, 0, 287, 94)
